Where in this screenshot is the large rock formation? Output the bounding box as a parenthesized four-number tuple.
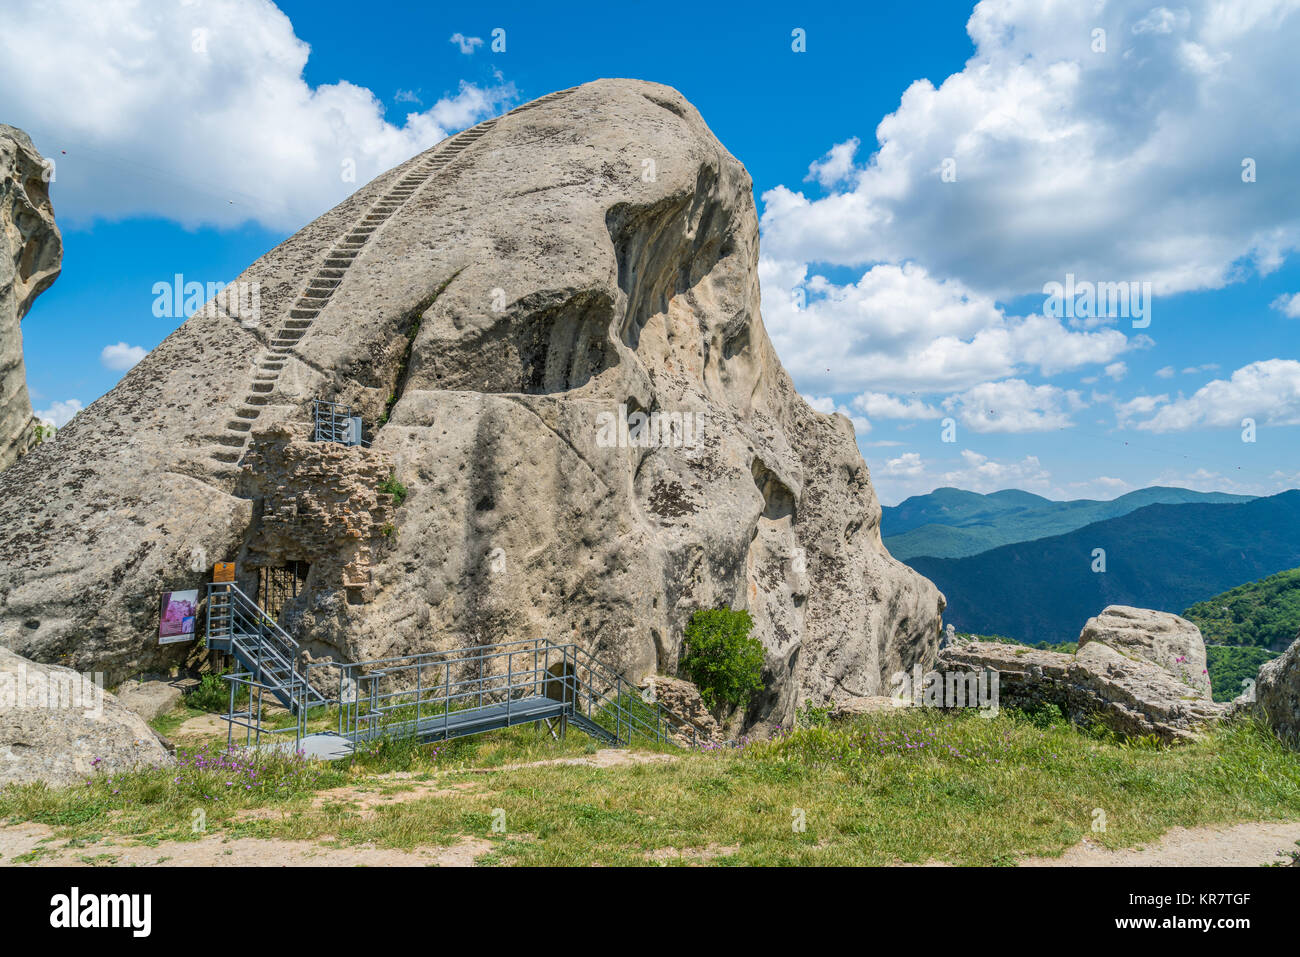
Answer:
(0, 124, 62, 471)
(0, 80, 943, 732)
(938, 638, 1226, 744)
(1078, 605, 1212, 699)
(0, 647, 173, 788)
(1254, 629, 1300, 749)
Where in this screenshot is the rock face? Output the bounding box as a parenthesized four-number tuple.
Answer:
(638, 675, 722, 746)
(0, 647, 173, 788)
(1078, 605, 1211, 699)
(0, 80, 943, 733)
(1254, 630, 1300, 749)
(938, 638, 1226, 743)
(0, 125, 62, 471)
(113, 677, 185, 723)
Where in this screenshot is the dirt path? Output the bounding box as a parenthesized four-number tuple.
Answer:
(1019, 820, 1300, 867)
(0, 822, 494, 867)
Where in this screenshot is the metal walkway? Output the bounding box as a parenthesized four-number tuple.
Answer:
(206, 582, 702, 758)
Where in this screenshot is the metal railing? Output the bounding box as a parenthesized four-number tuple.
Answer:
(217, 627, 711, 753)
(311, 398, 369, 447)
(206, 583, 324, 720)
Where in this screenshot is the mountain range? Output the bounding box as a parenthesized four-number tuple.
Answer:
(883, 486, 1255, 560)
(901, 490, 1300, 644)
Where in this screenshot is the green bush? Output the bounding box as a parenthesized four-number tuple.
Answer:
(679, 608, 765, 710)
(185, 672, 245, 713)
(378, 474, 407, 507)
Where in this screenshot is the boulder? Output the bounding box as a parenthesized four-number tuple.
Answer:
(1078, 605, 1211, 699)
(0, 124, 62, 471)
(0, 647, 173, 788)
(1254, 630, 1300, 749)
(639, 675, 721, 746)
(113, 677, 184, 722)
(0, 80, 943, 733)
(938, 639, 1226, 743)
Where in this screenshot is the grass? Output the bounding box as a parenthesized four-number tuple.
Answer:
(5, 708, 1300, 865)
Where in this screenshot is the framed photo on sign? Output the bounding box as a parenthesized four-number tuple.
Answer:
(159, 589, 200, 643)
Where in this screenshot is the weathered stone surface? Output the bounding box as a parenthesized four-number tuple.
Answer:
(113, 678, 184, 723)
(237, 424, 396, 613)
(938, 638, 1226, 743)
(0, 647, 173, 788)
(0, 124, 62, 472)
(1254, 630, 1300, 749)
(1078, 605, 1211, 699)
(0, 80, 943, 732)
(639, 675, 721, 746)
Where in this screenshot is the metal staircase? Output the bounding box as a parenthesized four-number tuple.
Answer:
(206, 583, 706, 757)
(206, 583, 325, 714)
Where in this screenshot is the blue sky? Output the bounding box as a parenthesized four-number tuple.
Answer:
(4, 0, 1298, 505)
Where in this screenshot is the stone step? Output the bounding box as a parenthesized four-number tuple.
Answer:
(213, 449, 241, 464)
(245, 395, 271, 406)
(215, 433, 246, 447)
(290, 308, 320, 320)
(251, 382, 274, 394)
(284, 320, 311, 330)
(317, 268, 345, 279)
(235, 406, 261, 419)
(226, 420, 252, 432)
(299, 296, 330, 308)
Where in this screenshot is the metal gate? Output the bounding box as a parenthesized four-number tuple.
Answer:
(257, 562, 310, 619)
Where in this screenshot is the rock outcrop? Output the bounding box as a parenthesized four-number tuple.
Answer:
(1078, 605, 1211, 699)
(0, 647, 173, 788)
(0, 80, 943, 733)
(638, 675, 722, 746)
(938, 638, 1226, 743)
(1254, 629, 1300, 749)
(0, 124, 62, 471)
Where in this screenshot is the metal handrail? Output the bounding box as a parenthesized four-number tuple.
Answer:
(220, 625, 707, 752)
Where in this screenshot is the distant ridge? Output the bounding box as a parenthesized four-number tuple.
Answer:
(884, 486, 1256, 560)
(907, 490, 1300, 644)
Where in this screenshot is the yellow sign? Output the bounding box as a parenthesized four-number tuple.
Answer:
(212, 562, 235, 583)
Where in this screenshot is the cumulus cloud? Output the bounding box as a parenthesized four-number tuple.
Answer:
(760, 259, 1132, 394)
(943, 379, 1086, 433)
(851, 391, 941, 420)
(1271, 292, 1300, 318)
(1131, 359, 1300, 431)
(0, 1, 515, 230)
(36, 399, 82, 428)
(759, 0, 1300, 300)
(805, 138, 860, 189)
(100, 342, 147, 371)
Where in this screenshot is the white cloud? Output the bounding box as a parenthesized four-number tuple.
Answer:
(1132, 359, 1300, 431)
(943, 379, 1085, 433)
(850, 391, 941, 420)
(880, 451, 925, 478)
(759, 0, 1300, 300)
(761, 259, 1132, 394)
(1156, 365, 1176, 378)
(0, 1, 515, 230)
(100, 342, 147, 371)
(1104, 361, 1128, 381)
(449, 33, 484, 54)
(1271, 292, 1300, 317)
(37, 399, 82, 428)
(805, 138, 860, 189)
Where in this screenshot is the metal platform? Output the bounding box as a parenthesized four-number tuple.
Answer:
(206, 582, 700, 754)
